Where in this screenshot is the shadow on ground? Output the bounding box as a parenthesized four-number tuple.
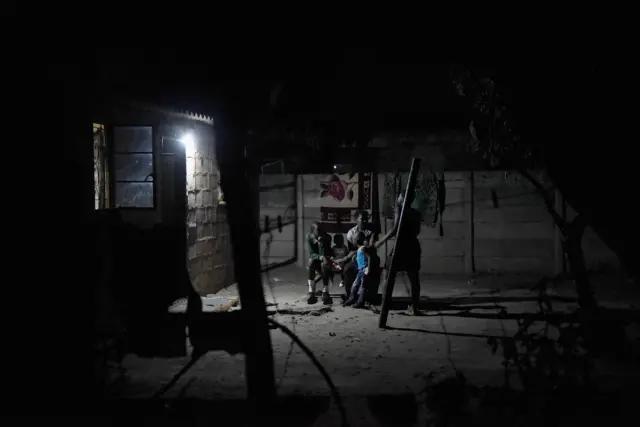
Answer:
(383, 295, 577, 312)
(423, 373, 640, 427)
(367, 394, 418, 426)
(97, 396, 331, 426)
(78, 383, 640, 426)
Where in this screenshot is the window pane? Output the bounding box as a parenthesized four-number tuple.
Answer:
(115, 182, 154, 208)
(114, 154, 153, 182)
(114, 126, 153, 152)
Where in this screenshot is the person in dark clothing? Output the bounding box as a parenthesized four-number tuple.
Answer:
(306, 222, 332, 305)
(375, 190, 423, 316)
(334, 210, 380, 302)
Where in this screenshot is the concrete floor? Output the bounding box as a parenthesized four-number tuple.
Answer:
(114, 266, 640, 425)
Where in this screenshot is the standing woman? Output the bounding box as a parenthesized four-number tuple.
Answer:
(375, 190, 423, 315)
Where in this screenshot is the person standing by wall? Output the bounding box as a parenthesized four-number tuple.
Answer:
(375, 190, 423, 315)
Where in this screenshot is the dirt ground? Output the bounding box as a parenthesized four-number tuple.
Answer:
(114, 267, 640, 425)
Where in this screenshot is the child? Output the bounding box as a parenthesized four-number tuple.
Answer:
(343, 231, 371, 308)
(307, 222, 333, 304)
(330, 233, 349, 288)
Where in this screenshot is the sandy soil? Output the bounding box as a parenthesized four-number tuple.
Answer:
(119, 268, 637, 395)
(111, 267, 640, 425)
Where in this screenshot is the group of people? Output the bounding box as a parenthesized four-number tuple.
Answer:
(306, 190, 424, 316)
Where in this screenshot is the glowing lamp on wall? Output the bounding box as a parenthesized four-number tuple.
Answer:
(180, 132, 196, 152)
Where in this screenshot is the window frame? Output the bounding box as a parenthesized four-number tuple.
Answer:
(107, 124, 157, 210)
(93, 124, 110, 210)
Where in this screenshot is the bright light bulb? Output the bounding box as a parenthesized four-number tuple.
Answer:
(180, 132, 195, 147)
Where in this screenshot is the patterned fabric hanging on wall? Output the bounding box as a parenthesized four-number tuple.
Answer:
(382, 171, 446, 236)
(317, 172, 373, 234)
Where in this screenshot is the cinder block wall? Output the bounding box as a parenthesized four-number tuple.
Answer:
(472, 171, 618, 274)
(258, 174, 296, 268)
(254, 170, 620, 277)
(186, 124, 232, 295)
(473, 171, 555, 274)
(301, 174, 324, 247)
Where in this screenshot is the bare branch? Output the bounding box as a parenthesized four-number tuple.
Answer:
(568, 213, 587, 237)
(488, 80, 497, 150)
(517, 169, 565, 229)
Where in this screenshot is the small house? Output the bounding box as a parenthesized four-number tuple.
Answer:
(92, 98, 232, 296)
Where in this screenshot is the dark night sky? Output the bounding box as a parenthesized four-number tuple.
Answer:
(82, 47, 608, 147)
(90, 47, 469, 132)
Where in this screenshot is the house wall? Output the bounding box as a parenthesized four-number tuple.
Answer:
(258, 171, 619, 276)
(185, 123, 232, 295)
(93, 102, 233, 296)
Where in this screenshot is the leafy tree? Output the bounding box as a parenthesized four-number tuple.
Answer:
(451, 67, 598, 313)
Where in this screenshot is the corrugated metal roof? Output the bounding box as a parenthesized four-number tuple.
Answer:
(123, 98, 214, 126)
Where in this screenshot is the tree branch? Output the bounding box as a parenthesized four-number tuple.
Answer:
(568, 213, 587, 238)
(488, 81, 497, 146)
(517, 168, 566, 229)
(465, 73, 565, 233)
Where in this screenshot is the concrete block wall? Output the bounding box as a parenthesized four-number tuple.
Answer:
(186, 124, 231, 295)
(301, 174, 324, 241)
(259, 174, 297, 268)
(473, 171, 555, 274)
(256, 170, 621, 277)
(472, 171, 617, 274)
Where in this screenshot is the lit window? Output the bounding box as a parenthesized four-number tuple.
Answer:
(113, 126, 155, 208)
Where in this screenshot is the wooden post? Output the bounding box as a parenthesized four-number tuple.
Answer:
(215, 121, 276, 414)
(378, 158, 421, 328)
(465, 171, 476, 274)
